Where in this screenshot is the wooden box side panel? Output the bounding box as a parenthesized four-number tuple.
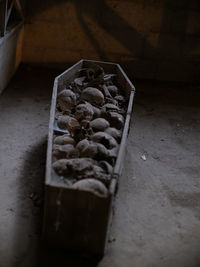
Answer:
(43, 185, 113, 256)
(114, 65, 135, 178)
(114, 90, 135, 178)
(116, 64, 135, 97)
(45, 78, 57, 185)
(57, 60, 83, 93)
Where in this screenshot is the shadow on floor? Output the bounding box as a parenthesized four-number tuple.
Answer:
(6, 64, 100, 267)
(38, 246, 100, 267)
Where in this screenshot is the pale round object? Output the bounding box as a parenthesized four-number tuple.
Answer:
(53, 158, 96, 176)
(105, 127, 121, 143)
(52, 144, 78, 159)
(57, 115, 80, 132)
(102, 103, 120, 112)
(90, 118, 110, 132)
(76, 139, 108, 159)
(92, 132, 118, 149)
(57, 89, 76, 112)
(107, 85, 118, 96)
(54, 135, 75, 145)
(76, 139, 90, 152)
(82, 87, 104, 105)
(72, 179, 108, 197)
(75, 102, 94, 121)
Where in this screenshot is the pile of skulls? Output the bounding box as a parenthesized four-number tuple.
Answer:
(52, 64, 126, 197)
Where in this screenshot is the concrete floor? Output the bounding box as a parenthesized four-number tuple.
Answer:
(0, 65, 200, 267)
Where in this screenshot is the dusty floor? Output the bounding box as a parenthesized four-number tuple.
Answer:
(0, 65, 200, 267)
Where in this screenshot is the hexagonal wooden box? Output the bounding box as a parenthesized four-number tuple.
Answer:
(43, 59, 135, 257)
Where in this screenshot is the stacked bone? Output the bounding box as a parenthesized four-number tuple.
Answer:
(52, 64, 126, 197)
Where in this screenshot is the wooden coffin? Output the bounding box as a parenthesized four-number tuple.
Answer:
(43, 59, 135, 257)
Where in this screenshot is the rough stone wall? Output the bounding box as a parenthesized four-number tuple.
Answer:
(22, 0, 200, 82)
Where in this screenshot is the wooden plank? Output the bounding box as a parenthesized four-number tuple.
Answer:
(43, 185, 112, 256)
